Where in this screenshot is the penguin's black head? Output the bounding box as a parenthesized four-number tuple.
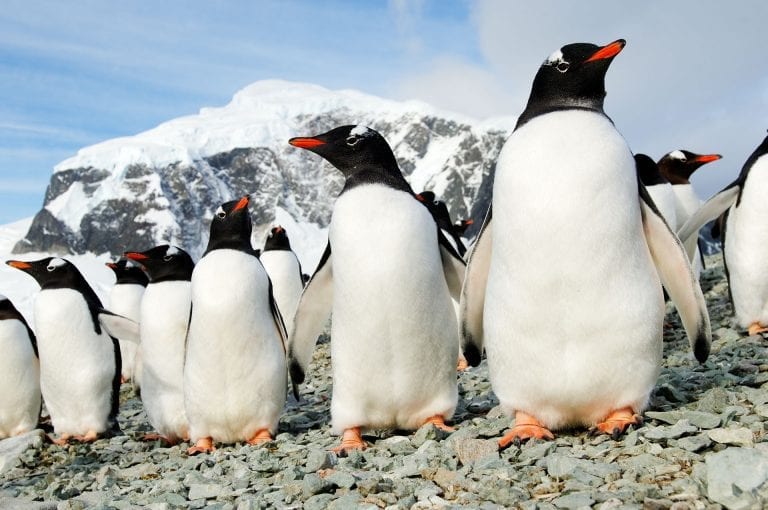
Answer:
(518, 39, 625, 128)
(634, 153, 668, 187)
(657, 150, 722, 184)
(289, 125, 400, 179)
(6, 257, 88, 290)
(105, 259, 149, 287)
(264, 225, 292, 252)
(417, 192, 454, 230)
(123, 244, 194, 283)
(205, 195, 253, 254)
(453, 218, 474, 236)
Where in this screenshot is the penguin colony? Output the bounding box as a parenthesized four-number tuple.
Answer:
(2, 39, 766, 456)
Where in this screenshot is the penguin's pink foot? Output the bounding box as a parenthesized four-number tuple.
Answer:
(499, 412, 554, 448)
(590, 407, 643, 440)
(246, 429, 272, 445)
(331, 427, 367, 456)
(748, 322, 768, 336)
(187, 437, 216, 455)
(457, 355, 469, 372)
(50, 434, 72, 446)
(120, 375, 128, 384)
(422, 415, 456, 432)
(72, 430, 99, 442)
(142, 433, 178, 446)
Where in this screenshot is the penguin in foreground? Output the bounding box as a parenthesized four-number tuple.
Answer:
(677, 132, 768, 337)
(5, 257, 128, 444)
(0, 294, 41, 438)
(460, 39, 711, 447)
(288, 125, 466, 454)
(635, 153, 677, 229)
(259, 225, 305, 333)
(106, 259, 148, 386)
(124, 245, 193, 445)
(184, 196, 288, 455)
(658, 149, 722, 277)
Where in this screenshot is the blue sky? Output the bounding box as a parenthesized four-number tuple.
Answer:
(2, 0, 767, 224)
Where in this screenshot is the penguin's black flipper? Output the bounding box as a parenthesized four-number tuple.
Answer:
(639, 184, 711, 363)
(438, 229, 466, 301)
(459, 206, 493, 367)
(98, 309, 140, 344)
(265, 276, 294, 398)
(677, 185, 740, 261)
(288, 242, 333, 391)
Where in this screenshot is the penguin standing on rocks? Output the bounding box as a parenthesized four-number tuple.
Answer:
(260, 225, 305, 332)
(677, 132, 768, 337)
(184, 196, 288, 455)
(288, 125, 466, 454)
(105, 259, 148, 387)
(0, 294, 41, 438)
(124, 245, 193, 445)
(658, 149, 722, 277)
(635, 153, 677, 229)
(460, 40, 711, 446)
(5, 257, 125, 444)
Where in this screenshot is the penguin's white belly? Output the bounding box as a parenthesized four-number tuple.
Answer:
(260, 251, 304, 333)
(487, 111, 663, 429)
(108, 284, 144, 381)
(673, 184, 703, 276)
(0, 320, 41, 437)
(328, 185, 458, 433)
(185, 250, 286, 443)
(725, 159, 768, 328)
(646, 184, 678, 231)
(139, 282, 190, 439)
(34, 290, 115, 435)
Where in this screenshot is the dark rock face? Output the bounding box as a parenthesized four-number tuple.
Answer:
(15, 110, 512, 258)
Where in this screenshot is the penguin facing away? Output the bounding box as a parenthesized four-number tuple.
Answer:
(658, 149, 722, 277)
(184, 196, 288, 455)
(288, 125, 466, 454)
(635, 153, 677, 230)
(106, 259, 148, 386)
(677, 132, 768, 336)
(124, 245, 194, 445)
(5, 257, 125, 444)
(260, 225, 305, 334)
(0, 294, 41, 438)
(459, 39, 711, 447)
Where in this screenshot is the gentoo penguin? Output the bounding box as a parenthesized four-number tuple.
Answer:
(459, 40, 711, 446)
(124, 245, 193, 445)
(677, 132, 768, 337)
(259, 225, 305, 332)
(105, 259, 148, 386)
(288, 125, 466, 454)
(417, 191, 469, 257)
(0, 294, 41, 438)
(635, 153, 677, 229)
(6, 257, 123, 444)
(658, 149, 722, 276)
(184, 196, 288, 455)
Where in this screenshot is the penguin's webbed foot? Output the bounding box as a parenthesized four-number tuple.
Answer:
(590, 407, 643, 439)
(422, 415, 456, 432)
(748, 322, 768, 336)
(498, 412, 554, 449)
(456, 355, 469, 372)
(71, 430, 99, 443)
(331, 427, 367, 456)
(246, 429, 272, 446)
(49, 434, 71, 446)
(187, 437, 216, 455)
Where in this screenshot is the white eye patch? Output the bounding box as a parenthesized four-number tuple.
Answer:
(166, 246, 180, 257)
(349, 125, 371, 137)
(669, 150, 686, 160)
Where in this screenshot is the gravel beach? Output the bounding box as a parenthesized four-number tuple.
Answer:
(1, 253, 767, 509)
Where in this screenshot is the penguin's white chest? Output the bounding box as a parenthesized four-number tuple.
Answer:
(260, 250, 303, 330)
(486, 111, 662, 428)
(725, 156, 768, 327)
(108, 283, 144, 380)
(0, 320, 41, 437)
(647, 183, 678, 230)
(327, 184, 458, 432)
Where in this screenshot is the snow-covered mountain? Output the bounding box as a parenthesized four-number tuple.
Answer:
(13, 80, 516, 269)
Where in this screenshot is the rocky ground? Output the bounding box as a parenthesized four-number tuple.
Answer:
(1, 253, 767, 509)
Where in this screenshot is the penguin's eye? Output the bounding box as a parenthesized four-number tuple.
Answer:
(216, 211, 226, 219)
(346, 136, 360, 147)
(556, 61, 570, 73)
(163, 255, 173, 262)
(46, 264, 56, 272)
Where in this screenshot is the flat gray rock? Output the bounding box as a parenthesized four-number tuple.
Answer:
(706, 448, 768, 509)
(0, 430, 44, 476)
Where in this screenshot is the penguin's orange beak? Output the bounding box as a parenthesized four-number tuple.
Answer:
(105, 262, 118, 269)
(693, 154, 722, 164)
(289, 137, 325, 149)
(6, 260, 31, 270)
(585, 39, 626, 63)
(234, 196, 249, 211)
(124, 252, 148, 261)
